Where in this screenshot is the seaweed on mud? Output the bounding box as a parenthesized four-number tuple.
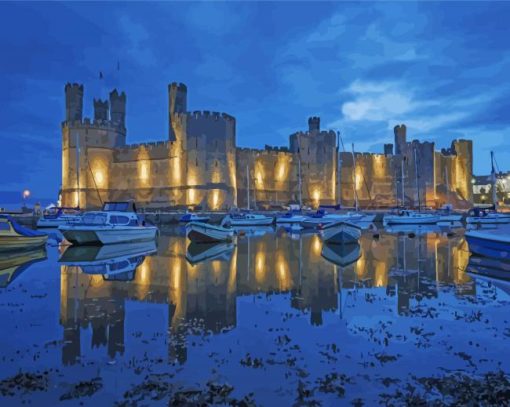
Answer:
(0, 371, 49, 397)
(59, 377, 103, 400)
(379, 371, 510, 406)
(315, 372, 353, 397)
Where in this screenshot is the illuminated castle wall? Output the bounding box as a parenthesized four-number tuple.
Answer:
(61, 83, 473, 209)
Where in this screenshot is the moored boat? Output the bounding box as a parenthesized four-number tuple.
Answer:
(275, 212, 307, 224)
(59, 201, 158, 246)
(36, 207, 82, 228)
(301, 211, 363, 229)
(221, 213, 273, 227)
(465, 228, 510, 260)
(384, 210, 439, 225)
(186, 221, 234, 243)
(0, 215, 48, 252)
(319, 220, 361, 245)
(466, 207, 510, 224)
(179, 212, 210, 223)
(321, 242, 361, 267)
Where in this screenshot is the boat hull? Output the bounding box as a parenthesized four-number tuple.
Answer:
(0, 235, 48, 252)
(228, 218, 274, 226)
(61, 226, 158, 245)
(36, 217, 81, 228)
(384, 215, 439, 225)
(466, 216, 510, 224)
(186, 222, 234, 243)
(276, 216, 306, 224)
(465, 232, 510, 260)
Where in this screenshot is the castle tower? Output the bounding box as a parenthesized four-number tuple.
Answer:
(394, 124, 407, 155)
(93, 99, 109, 122)
(168, 82, 188, 141)
(109, 89, 126, 128)
(308, 116, 320, 133)
(65, 83, 84, 122)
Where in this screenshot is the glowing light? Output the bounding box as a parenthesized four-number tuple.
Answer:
(140, 161, 149, 181)
(94, 171, 104, 186)
(74, 191, 79, 207)
(255, 245, 266, 284)
(22, 189, 30, 199)
(312, 235, 322, 256)
(209, 189, 221, 210)
(188, 188, 196, 204)
(355, 167, 363, 190)
(276, 251, 291, 290)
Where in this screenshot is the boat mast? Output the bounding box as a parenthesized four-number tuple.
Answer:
(414, 147, 420, 212)
(491, 151, 497, 208)
(445, 169, 450, 207)
(336, 131, 342, 206)
(351, 144, 359, 211)
(401, 157, 405, 207)
(246, 164, 250, 210)
(75, 133, 80, 209)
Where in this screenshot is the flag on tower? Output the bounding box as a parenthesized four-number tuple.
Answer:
(99, 71, 103, 79)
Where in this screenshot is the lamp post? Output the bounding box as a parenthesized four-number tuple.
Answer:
(22, 189, 30, 208)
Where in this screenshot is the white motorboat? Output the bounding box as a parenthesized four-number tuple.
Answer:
(347, 212, 376, 223)
(186, 221, 234, 243)
(36, 207, 82, 228)
(275, 212, 307, 224)
(221, 213, 274, 227)
(319, 220, 361, 245)
(59, 201, 158, 246)
(179, 212, 210, 223)
(186, 241, 234, 265)
(384, 210, 439, 225)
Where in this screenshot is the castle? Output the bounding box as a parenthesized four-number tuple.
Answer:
(61, 82, 473, 210)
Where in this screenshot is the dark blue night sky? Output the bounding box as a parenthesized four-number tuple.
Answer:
(1, 1, 510, 201)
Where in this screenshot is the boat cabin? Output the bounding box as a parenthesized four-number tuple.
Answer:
(81, 211, 140, 227)
(102, 201, 137, 213)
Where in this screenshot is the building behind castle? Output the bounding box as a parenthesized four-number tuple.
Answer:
(61, 82, 473, 210)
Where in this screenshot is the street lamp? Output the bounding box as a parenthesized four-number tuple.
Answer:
(22, 189, 30, 208)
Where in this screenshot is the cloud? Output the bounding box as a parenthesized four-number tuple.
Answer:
(118, 15, 156, 67)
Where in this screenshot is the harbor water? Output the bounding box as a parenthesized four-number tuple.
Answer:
(1, 226, 509, 405)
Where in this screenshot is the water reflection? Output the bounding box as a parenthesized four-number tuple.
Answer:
(58, 228, 474, 365)
(0, 248, 47, 287)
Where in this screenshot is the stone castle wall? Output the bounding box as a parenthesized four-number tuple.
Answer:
(61, 82, 473, 210)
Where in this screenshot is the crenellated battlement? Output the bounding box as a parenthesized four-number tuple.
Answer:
(62, 118, 127, 133)
(169, 82, 187, 91)
(188, 110, 236, 123)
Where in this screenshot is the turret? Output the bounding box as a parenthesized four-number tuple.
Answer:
(93, 99, 109, 121)
(109, 89, 126, 128)
(168, 82, 187, 141)
(394, 124, 407, 155)
(65, 83, 84, 122)
(308, 116, 320, 133)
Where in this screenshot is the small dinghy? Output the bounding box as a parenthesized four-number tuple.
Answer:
(384, 210, 439, 225)
(465, 228, 510, 260)
(59, 201, 158, 246)
(186, 221, 234, 243)
(319, 220, 361, 245)
(222, 213, 273, 227)
(185, 241, 234, 265)
(0, 247, 47, 288)
(0, 215, 48, 252)
(179, 212, 210, 223)
(36, 207, 82, 228)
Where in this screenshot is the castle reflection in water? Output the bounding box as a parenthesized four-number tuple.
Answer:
(59, 228, 473, 365)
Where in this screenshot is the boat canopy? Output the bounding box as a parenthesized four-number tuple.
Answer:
(102, 201, 137, 213)
(0, 215, 46, 237)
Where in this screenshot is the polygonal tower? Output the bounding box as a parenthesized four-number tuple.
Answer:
(394, 124, 407, 155)
(93, 99, 109, 121)
(168, 82, 188, 141)
(109, 89, 126, 129)
(65, 83, 83, 122)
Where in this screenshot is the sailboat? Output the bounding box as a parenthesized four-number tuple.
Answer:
(221, 164, 273, 227)
(319, 219, 361, 245)
(384, 147, 439, 225)
(467, 152, 510, 225)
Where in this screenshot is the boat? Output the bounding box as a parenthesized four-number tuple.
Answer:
(179, 212, 210, 223)
(36, 207, 82, 228)
(435, 205, 463, 223)
(59, 241, 156, 281)
(275, 212, 307, 224)
(59, 201, 158, 245)
(465, 228, 510, 260)
(186, 241, 234, 265)
(383, 210, 439, 225)
(0, 247, 47, 288)
(319, 220, 361, 244)
(466, 256, 510, 295)
(466, 207, 510, 224)
(301, 211, 363, 229)
(321, 242, 361, 267)
(384, 224, 441, 235)
(221, 213, 274, 227)
(186, 221, 234, 243)
(0, 214, 48, 252)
